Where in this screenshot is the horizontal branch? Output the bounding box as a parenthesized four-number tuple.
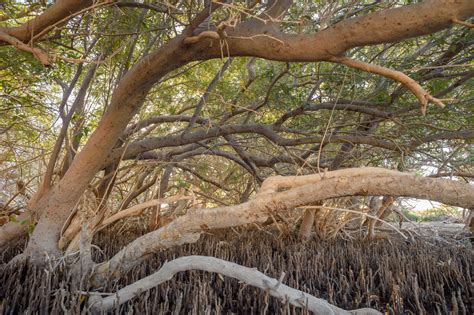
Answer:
(107, 125, 474, 167)
(90, 255, 381, 314)
(274, 102, 393, 126)
(93, 167, 474, 282)
(106, 124, 397, 165)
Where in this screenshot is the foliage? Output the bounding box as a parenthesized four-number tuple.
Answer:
(0, 0, 472, 235)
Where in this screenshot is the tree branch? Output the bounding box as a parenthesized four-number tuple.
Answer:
(89, 255, 381, 314)
(93, 167, 474, 282)
(0, 0, 95, 44)
(0, 31, 50, 66)
(331, 56, 444, 113)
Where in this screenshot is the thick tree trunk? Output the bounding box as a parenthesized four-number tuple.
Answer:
(23, 35, 194, 262)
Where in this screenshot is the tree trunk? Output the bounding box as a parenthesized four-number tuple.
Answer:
(2, 0, 471, 263)
(24, 35, 193, 262)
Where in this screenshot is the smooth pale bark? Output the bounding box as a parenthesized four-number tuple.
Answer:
(90, 256, 381, 315)
(1, 0, 473, 261)
(93, 168, 474, 282)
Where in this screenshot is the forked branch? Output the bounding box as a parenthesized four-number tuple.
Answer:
(89, 255, 381, 314)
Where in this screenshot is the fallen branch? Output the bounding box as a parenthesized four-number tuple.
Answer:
(331, 56, 444, 114)
(89, 255, 381, 314)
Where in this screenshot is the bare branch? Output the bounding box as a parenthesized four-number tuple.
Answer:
(90, 255, 381, 314)
(98, 195, 192, 231)
(331, 56, 444, 113)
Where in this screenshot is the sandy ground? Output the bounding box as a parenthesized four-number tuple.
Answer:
(402, 221, 466, 233)
(379, 221, 470, 239)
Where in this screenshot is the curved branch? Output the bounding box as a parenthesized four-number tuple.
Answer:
(90, 255, 381, 314)
(98, 195, 192, 232)
(331, 56, 444, 113)
(122, 115, 212, 139)
(0, 31, 50, 65)
(93, 167, 474, 281)
(274, 102, 393, 126)
(0, 0, 95, 44)
(408, 130, 474, 151)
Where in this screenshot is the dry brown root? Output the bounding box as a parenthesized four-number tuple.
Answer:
(299, 208, 317, 240)
(452, 18, 474, 29)
(88, 255, 382, 315)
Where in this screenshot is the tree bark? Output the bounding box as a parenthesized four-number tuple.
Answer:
(90, 255, 381, 314)
(2, 0, 471, 262)
(93, 168, 474, 282)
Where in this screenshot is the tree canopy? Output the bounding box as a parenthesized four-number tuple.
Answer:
(0, 2, 473, 309)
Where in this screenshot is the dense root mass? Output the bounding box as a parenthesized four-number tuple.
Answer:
(1, 229, 471, 314)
